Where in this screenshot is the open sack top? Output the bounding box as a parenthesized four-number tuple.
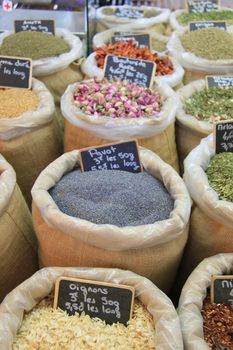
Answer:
(0, 154, 16, 216)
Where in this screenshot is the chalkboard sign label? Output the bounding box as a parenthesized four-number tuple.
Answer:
(187, 0, 219, 13)
(14, 19, 55, 35)
(0, 56, 32, 89)
(189, 21, 226, 31)
(104, 55, 155, 88)
(206, 75, 233, 89)
(80, 140, 143, 173)
(54, 277, 135, 325)
(113, 31, 133, 35)
(214, 120, 233, 154)
(115, 7, 144, 19)
(211, 275, 233, 304)
(111, 34, 150, 49)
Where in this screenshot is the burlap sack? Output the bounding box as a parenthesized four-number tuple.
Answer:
(178, 134, 233, 287)
(0, 28, 84, 132)
(178, 253, 233, 350)
(0, 78, 63, 206)
(0, 154, 38, 302)
(62, 80, 179, 171)
(95, 5, 170, 33)
(167, 27, 233, 84)
(175, 79, 212, 173)
(31, 148, 191, 293)
(0, 267, 184, 350)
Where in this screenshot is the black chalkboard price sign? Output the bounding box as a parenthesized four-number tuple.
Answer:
(214, 120, 233, 154)
(104, 55, 155, 88)
(0, 56, 32, 89)
(115, 7, 144, 19)
(111, 33, 150, 49)
(211, 275, 233, 305)
(14, 19, 55, 35)
(189, 21, 226, 31)
(54, 277, 135, 325)
(80, 140, 143, 173)
(187, 0, 219, 13)
(206, 75, 233, 89)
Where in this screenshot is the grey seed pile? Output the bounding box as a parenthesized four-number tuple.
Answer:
(49, 169, 174, 227)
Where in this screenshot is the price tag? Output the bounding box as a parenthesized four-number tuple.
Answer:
(189, 21, 226, 31)
(187, 0, 220, 13)
(214, 119, 233, 154)
(14, 19, 55, 35)
(80, 140, 142, 173)
(54, 277, 135, 325)
(206, 75, 233, 89)
(111, 33, 150, 49)
(115, 7, 144, 19)
(104, 55, 155, 88)
(211, 275, 233, 304)
(0, 56, 32, 89)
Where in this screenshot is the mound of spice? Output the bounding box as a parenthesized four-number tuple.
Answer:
(151, 38, 167, 52)
(184, 87, 233, 123)
(178, 10, 233, 26)
(202, 295, 233, 349)
(49, 169, 174, 227)
(0, 31, 70, 60)
(0, 88, 39, 118)
(13, 297, 155, 349)
(180, 27, 233, 60)
(95, 41, 174, 76)
(73, 79, 162, 118)
(206, 152, 233, 202)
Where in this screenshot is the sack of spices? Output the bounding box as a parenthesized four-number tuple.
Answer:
(177, 134, 233, 286)
(95, 5, 170, 33)
(168, 27, 233, 83)
(0, 267, 184, 350)
(0, 154, 38, 302)
(31, 147, 191, 293)
(178, 253, 233, 350)
(0, 29, 84, 132)
(62, 79, 179, 171)
(81, 41, 184, 88)
(0, 78, 62, 206)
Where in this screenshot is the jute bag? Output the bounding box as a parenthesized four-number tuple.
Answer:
(178, 134, 233, 286)
(0, 78, 63, 206)
(0, 29, 84, 132)
(62, 80, 179, 171)
(0, 267, 184, 350)
(95, 5, 170, 33)
(0, 154, 38, 302)
(31, 148, 191, 293)
(178, 253, 233, 350)
(167, 27, 233, 84)
(175, 79, 212, 173)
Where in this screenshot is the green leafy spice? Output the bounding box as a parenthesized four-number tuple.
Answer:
(206, 152, 233, 202)
(185, 87, 233, 122)
(178, 10, 233, 26)
(181, 27, 233, 60)
(0, 31, 70, 60)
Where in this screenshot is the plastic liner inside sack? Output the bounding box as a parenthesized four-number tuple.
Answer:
(0, 78, 55, 140)
(0, 28, 84, 77)
(178, 253, 233, 350)
(183, 134, 233, 229)
(61, 80, 179, 140)
(0, 267, 184, 350)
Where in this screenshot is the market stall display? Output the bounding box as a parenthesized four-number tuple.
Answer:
(0, 154, 38, 302)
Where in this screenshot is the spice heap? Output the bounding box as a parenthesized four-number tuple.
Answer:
(0, 88, 39, 118)
(13, 297, 155, 349)
(73, 79, 162, 118)
(49, 169, 174, 227)
(206, 152, 233, 202)
(202, 295, 233, 349)
(184, 87, 233, 123)
(180, 27, 233, 60)
(151, 38, 167, 52)
(95, 41, 174, 76)
(102, 7, 159, 18)
(178, 10, 233, 26)
(0, 31, 70, 60)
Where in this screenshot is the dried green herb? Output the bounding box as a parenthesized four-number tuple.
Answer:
(151, 38, 166, 52)
(0, 31, 70, 60)
(206, 152, 233, 202)
(180, 27, 233, 60)
(178, 10, 233, 26)
(184, 87, 233, 122)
